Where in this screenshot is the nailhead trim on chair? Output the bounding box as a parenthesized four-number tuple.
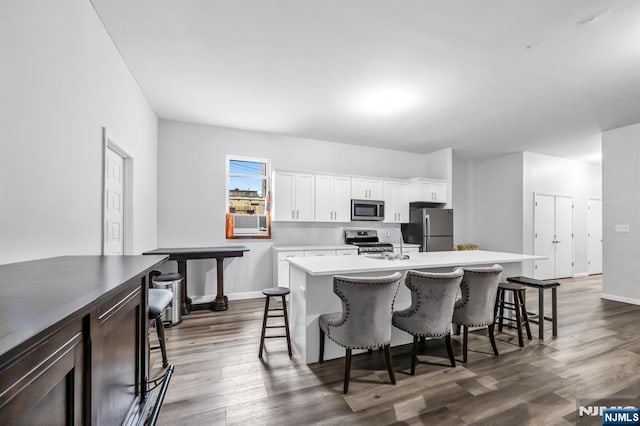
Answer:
(453, 268, 501, 328)
(324, 277, 400, 350)
(391, 272, 453, 337)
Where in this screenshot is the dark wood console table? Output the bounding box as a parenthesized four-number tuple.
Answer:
(0, 255, 168, 425)
(143, 246, 249, 313)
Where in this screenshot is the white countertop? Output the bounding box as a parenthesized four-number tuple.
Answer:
(287, 250, 544, 276)
(272, 243, 420, 251)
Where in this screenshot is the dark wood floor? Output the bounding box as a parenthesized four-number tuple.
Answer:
(149, 275, 640, 425)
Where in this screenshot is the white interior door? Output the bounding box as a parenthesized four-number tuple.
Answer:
(104, 147, 124, 255)
(554, 196, 574, 278)
(587, 198, 603, 274)
(534, 194, 555, 280)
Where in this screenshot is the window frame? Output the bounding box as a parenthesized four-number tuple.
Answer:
(225, 155, 272, 239)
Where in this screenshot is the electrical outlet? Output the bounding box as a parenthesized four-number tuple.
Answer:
(615, 224, 631, 233)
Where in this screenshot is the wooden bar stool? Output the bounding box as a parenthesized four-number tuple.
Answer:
(494, 282, 532, 347)
(258, 287, 292, 359)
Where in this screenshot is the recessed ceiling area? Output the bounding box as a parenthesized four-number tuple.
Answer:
(90, 0, 640, 162)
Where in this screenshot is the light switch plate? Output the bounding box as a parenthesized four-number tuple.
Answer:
(615, 224, 631, 232)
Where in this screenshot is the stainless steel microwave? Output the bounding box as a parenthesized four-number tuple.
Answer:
(351, 199, 385, 221)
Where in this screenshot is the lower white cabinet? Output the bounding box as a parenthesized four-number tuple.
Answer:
(394, 247, 420, 255)
(273, 247, 358, 287)
(336, 249, 357, 256)
(273, 250, 304, 288)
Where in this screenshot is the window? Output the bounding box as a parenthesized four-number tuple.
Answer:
(225, 155, 271, 238)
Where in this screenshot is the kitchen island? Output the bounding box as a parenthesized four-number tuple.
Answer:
(287, 250, 543, 363)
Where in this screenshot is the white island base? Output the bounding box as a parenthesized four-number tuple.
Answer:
(287, 250, 542, 364)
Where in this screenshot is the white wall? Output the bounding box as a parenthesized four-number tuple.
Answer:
(468, 153, 524, 253)
(601, 122, 640, 303)
(521, 151, 602, 277)
(452, 156, 470, 244)
(464, 150, 602, 278)
(0, 0, 158, 264)
(157, 119, 452, 298)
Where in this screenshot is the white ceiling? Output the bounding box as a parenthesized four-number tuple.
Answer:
(91, 0, 640, 162)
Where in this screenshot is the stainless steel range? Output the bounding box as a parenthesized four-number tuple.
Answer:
(344, 229, 394, 254)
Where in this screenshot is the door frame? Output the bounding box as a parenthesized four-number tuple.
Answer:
(586, 196, 603, 275)
(101, 127, 134, 255)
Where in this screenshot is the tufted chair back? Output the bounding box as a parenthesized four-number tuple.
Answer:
(324, 272, 402, 349)
(453, 264, 503, 327)
(392, 268, 464, 337)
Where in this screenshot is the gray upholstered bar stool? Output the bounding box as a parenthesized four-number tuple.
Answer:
(392, 268, 464, 375)
(149, 288, 173, 368)
(318, 272, 402, 394)
(452, 264, 503, 363)
(259, 287, 292, 359)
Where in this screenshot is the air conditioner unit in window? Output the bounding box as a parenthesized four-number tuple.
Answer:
(231, 214, 269, 236)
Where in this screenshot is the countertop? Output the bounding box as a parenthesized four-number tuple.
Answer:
(287, 250, 543, 276)
(272, 243, 420, 251)
(0, 255, 167, 360)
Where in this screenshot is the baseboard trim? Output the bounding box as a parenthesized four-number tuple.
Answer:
(190, 291, 272, 304)
(227, 291, 264, 301)
(600, 293, 640, 306)
(573, 272, 589, 278)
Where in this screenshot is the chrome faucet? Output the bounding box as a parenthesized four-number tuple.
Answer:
(398, 227, 409, 260)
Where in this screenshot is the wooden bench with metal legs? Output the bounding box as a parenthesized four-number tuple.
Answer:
(507, 276, 560, 339)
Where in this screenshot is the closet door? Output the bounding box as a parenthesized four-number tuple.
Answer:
(534, 194, 556, 280)
(533, 194, 574, 279)
(554, 196, 574, 278)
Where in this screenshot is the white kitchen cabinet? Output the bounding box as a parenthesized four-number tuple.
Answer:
(351, 178, 384, 200)
(383, 180, 410, 223)
(409, 178, 448, 203)
(272, 247, 357, 287)
(273, 171, 315, 221)
(394, 246, 420, 255)
(315, 175, 351, 222)
(273, 250, 305, 288)
(304, 250, 336, 257)
(336, 249, 357, 256)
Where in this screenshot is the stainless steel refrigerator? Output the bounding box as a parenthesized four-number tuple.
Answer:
(401, 205, 454, 252)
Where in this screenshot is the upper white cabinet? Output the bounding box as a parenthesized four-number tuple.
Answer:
(315, 175, 351, 222)
(409, 178, 448, 203)
(273, 171, 315, 221)
(383, 180, 410, 223)
(352, 178, 384, 200)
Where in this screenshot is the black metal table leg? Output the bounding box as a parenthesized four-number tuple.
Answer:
(552, 287, 558, 337)
(176, 259, 191, 315)
(538, 288, 544, 340)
